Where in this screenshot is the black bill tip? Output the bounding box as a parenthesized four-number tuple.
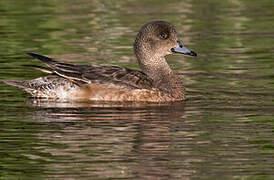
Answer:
(188, 50, 197, 57)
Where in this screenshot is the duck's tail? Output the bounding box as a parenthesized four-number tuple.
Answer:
(26, 52, 58, 65)
(0, 53, 57, 88)
(0, 79, 37, 96)
(0, 53, 84, 98)
(1, 76, 78, 98)
(0, 79, 26, 89)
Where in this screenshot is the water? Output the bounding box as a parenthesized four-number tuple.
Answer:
(0, 0, 274, 179)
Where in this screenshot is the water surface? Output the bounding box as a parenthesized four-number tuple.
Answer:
(0, 0, 274, 179)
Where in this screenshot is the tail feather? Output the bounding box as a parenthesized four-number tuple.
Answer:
(26, 52, 57, 64)
(0, 80, 27, 89)
(22, 65, 53, 74)
(1, 76, 79, 98)
(26, 52, 81, 74)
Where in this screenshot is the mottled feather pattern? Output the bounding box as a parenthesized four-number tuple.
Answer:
(1, 76, 79, 99)
(27, 53, 154, 90)
(82, 66, 153, 89)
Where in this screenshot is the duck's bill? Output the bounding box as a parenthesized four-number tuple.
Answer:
(171, 41, 197, 57)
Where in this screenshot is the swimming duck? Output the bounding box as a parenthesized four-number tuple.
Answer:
(1, 21, 197, 102)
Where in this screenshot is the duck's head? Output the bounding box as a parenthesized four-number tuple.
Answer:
(134, 21, 197, 62)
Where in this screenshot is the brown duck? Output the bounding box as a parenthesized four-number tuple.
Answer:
(1, 21, 197, 102)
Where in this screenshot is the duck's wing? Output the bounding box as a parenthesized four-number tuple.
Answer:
(26, 53, 153, 90)
(82, 65, 154, 89)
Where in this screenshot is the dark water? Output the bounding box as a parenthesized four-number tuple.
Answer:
(1, 0, 274, 179)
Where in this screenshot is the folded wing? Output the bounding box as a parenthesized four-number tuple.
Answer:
(26, 53, 153, 90)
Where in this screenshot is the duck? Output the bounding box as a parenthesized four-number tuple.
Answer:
(0, 21, 197, 102)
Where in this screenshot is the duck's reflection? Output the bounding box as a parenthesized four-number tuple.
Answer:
(25, 99, 196, 179)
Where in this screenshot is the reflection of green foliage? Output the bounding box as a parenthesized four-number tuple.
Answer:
(1, 0, 274, 179)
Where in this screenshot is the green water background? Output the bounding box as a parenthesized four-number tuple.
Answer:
(0, 0, 274, 179)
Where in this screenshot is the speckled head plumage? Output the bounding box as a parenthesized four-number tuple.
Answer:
(133, 21, 197, 83)
(135, 21, 196, 58)
(134, 21, 178, 58)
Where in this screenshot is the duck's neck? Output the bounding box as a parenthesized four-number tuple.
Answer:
(139, 56, 171, 81)
(137, 55, 185, 99)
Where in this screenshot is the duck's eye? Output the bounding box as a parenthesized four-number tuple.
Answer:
(159, 32, 168, 40)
